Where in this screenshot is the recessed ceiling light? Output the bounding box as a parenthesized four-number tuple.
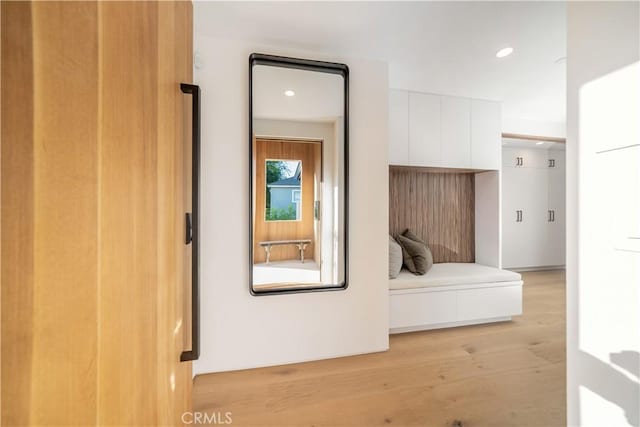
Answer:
(496, 47, 514, 58)
(284, 90, 295, 97)
(536, 141, 544, 145)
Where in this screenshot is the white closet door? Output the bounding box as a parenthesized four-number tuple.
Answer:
(389, 89, 409, 165)
(471, 99, 501, 170)
(502, 167, 548, 268)
(547, 166, 566, 266)
(502, 167, 533, 268)
(408, 92, 440, 167)
(546, 148, 565, 170)
(441, 96, 471, 168)
(525, 168, 550, 267)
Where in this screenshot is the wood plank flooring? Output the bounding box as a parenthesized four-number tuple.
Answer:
(193, 270, 566, 427)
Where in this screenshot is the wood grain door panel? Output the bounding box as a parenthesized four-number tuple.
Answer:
(1, 2, 193, 425)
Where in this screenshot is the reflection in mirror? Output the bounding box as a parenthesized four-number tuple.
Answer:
(250, 54, 348, 294)
(265, 160, 302, 222)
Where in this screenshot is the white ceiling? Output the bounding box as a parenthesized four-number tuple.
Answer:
(253, 65, 343, 122)
(194, 1, 566, 126)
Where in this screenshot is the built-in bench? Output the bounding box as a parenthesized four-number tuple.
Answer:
(389, 263, 523, 333)
(259, 239, 312, 263)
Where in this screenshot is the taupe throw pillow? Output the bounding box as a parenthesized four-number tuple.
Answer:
(388, 235, 403, 279)
(396, 229, 434, 275)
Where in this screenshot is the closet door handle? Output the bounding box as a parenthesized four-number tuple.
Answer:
(551, 210, 555, 222)
(181, 83, 200, 363)
(548, 210, 552, 222)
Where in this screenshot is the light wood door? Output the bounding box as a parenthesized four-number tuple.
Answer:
(408, 92, 441, 167)
(441, 96, 471, 168)
(1, 2, 193, 425)
(388, 89, 409, 165)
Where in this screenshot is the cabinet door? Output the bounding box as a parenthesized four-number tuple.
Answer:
(502, 146, 548, 168)
(389, 89, 409, 165)
(502, 167, 530, 268)
(502, 147, 522, 168)
(441, 96, 471, 168)
(546, 148, 565, 170)
(408, 92, 441, 166)
(525, 168, 550, 267)
(471, 99, 501, 170)
(547, 167, 566, 266)
(502, 167, 548, 268)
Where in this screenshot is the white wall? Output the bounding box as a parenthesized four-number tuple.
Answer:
(475, 170, 501, 268)
(567, 2, 640, 426)
(193, 35, 389, 374)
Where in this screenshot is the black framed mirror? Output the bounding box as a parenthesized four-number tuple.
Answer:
(249, 53, 349, 295)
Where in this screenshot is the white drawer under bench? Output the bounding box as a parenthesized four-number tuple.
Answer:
(389, 263, 523, 334)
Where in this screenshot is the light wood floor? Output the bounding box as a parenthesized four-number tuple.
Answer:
(194, 270, 566, 427)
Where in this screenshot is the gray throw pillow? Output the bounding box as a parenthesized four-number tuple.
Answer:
(396, 230, 434, 275)
(388, 235, 403, 279)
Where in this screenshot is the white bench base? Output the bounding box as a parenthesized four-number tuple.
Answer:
(389, 280, 523, 334)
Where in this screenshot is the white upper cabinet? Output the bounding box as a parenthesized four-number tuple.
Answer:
(388, 89, 501, 170)
(471, 100, 501, 170)
(441, 96, 471, 168)
(388, 89, 409, 165)
(502, 147, 548, 169)
(408, 92, 441, 167)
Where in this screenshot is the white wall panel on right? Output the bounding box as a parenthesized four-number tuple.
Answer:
(567, 2, 640, 426)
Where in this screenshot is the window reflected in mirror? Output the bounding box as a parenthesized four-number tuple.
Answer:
(265, 159, 302, 222)
(250, 54, 348, 294)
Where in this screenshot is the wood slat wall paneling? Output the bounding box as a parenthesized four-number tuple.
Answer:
(389, 166, 475, 263)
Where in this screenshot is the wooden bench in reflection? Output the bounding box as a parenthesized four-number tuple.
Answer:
(259, 239, 312, 264)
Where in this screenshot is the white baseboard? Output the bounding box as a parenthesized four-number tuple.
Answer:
(509, 265, 565, 272)
(389, 316, 512, 334)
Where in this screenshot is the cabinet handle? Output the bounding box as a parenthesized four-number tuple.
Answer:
(549, 159, 555, 168)
(548, 210, 552, 222)
(180, 83, 200, 363)
(552, 210, 555, 222)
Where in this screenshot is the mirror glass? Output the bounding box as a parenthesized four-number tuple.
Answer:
(250, 57, 347, 293)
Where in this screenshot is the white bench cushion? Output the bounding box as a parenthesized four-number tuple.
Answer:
(390, 263, 521, 290)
